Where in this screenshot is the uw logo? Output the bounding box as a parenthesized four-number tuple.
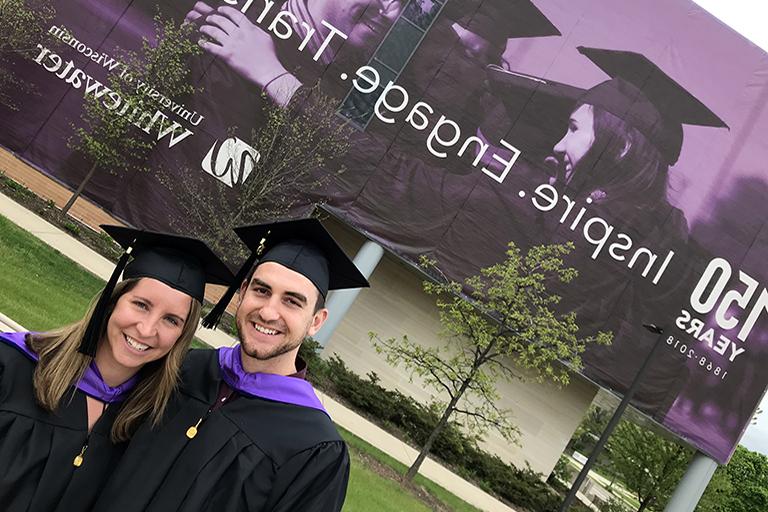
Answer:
(201, 137, 261, 187)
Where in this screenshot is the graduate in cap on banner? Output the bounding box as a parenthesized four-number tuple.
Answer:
(395, 0, 562, 99)
(340, 0, 562, 260)
(93, 218, 369, 512)
(549, 46, 728, 197)
(439, 46, 728, 417)
(547, 47, 727, 415)
(0, 226, 232, 512)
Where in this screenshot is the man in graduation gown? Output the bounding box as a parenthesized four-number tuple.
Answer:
(93, 218, 370, 512)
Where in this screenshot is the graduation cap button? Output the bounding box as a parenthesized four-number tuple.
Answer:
(73, 445, 87, 467)
(186, 418, 203, 439)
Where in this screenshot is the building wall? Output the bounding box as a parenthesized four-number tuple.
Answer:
(320, 216, 598, 476)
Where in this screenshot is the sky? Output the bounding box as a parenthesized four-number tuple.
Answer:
(692, 0, 768, 52)
(691, 0, 768, 458)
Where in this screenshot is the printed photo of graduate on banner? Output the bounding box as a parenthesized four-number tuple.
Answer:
(1, 0, 767, 466)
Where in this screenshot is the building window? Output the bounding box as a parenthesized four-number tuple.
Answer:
(339, 0, 446, 128)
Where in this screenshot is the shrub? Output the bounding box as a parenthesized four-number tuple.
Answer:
(599, 498, 631, 512)
(298, 339, 567, 511)
(62, 221, 81, 236)
(1, 174, 34, 198)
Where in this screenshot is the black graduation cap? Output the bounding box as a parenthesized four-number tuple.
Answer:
(446, 0, 561, 45)
(576, 46, 728, 165)
(202, 218, 370, 329)
(484, 49, 728, 166)
(78, 225, 234, 356)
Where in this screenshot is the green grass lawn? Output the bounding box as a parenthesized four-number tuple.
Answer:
(0, 212, 482, 511)
(0, 214, 103, 329)
(344, 448, 434, 512)
(341, 427, 481, 512)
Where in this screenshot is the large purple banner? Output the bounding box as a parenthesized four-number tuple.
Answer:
(2, 0, 767, 463)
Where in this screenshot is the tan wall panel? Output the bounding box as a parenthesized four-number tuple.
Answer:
(321, 216, 597, 475)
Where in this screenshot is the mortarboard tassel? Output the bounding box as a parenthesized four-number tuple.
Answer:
(202, 251, 259, 329)
(78, 246, 133, 357)
(203, 231, 269, 329)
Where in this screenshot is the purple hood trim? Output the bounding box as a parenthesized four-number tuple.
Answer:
(218, 345, 328, 416)
(0, 331, 139, 403)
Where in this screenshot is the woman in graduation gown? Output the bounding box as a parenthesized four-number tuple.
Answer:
(0, 225, 232, 512)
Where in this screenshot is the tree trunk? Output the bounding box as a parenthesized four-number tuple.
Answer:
(404, 387, 465, 481)
(61, 161, 98, 215)
(637, 495, 654, 512)
(403, 339, 499, 481)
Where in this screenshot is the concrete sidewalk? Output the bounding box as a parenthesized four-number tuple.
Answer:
(0, 190, 519, 512)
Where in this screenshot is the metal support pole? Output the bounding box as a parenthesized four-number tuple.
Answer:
(663, 452, 718, 512)
(313, 240, 384, 348)
(559, 324, 667, 511)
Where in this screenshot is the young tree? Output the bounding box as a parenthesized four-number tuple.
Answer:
(0, 0, 56, 109)
(607, 421, 691, 512)
(63, 12, 200, 214)
(165, 86, 353, 265)
(371, 242, 612, 481)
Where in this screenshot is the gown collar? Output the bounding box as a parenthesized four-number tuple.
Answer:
(0, 331, 139, 402)
(218, 345, 328, 415)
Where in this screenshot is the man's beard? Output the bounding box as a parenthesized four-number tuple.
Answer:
(236, 316, 306, 361)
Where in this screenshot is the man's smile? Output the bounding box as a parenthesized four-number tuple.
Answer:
(251, 322, 281, 336)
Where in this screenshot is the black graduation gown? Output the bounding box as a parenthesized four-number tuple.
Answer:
(0, 338, 126, 512)
(93, 349, 349, 512)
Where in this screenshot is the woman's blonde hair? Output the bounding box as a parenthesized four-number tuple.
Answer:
(28, 278, 202, 442)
